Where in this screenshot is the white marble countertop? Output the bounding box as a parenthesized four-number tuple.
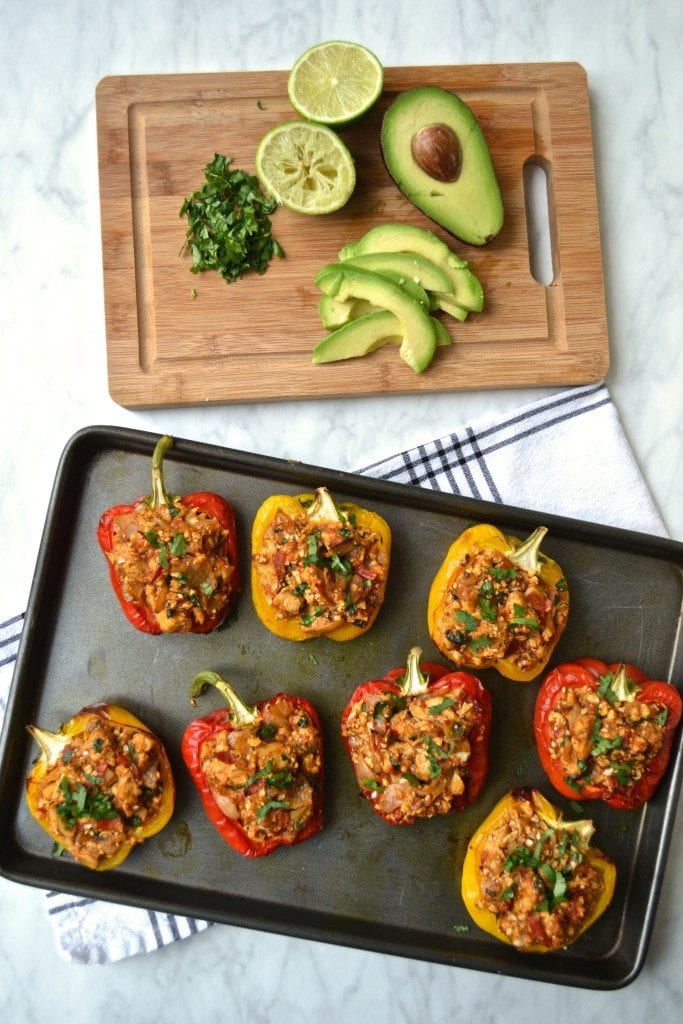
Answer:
(1, 0, 681, 1020)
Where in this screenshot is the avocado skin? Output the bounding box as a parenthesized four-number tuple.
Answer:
(381, 86, 503, 246)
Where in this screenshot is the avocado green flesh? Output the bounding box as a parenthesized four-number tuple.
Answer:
(313, 310, 450, 365)
(316, 264, 436, 372)
(339, 223, 483, 312)
(318, 294, 378, 330)
(380, 86, 504, 245)
(312, 311, 402, 363)
(341, 251, 452, 296)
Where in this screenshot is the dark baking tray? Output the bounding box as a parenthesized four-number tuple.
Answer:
(0, 425, 681, 989)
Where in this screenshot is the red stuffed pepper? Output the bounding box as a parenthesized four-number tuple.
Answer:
(181, 671, 324, 858)
(97, 435, 239, 634)
(534, 659, 682, 810)
(341, 647, 492, 825)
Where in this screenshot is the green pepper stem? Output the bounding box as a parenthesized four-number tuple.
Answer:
(397, 647, 430, 696)
(307, 486, 344, 525)
(26, 725, 70, 765)
(506, 526, 548, 574)
(608, 664, 638, 703)
(538, 804, 595, 849)
(150, 435, 175, 509)
(190, 671, 257, 727)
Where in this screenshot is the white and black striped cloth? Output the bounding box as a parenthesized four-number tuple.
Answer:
(0, 383, 667, 963)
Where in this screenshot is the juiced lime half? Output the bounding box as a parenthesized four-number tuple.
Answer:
(255, 121, 356, 215)
(287, 40, 383, 125)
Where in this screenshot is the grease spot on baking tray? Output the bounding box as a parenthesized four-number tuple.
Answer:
(87, 647, 108, 681)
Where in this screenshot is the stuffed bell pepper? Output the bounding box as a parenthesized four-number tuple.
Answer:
(461, 788, 616, 952)
(534, 659, 682, 810)
(181, 671, 324, 858)
(25, 703, 175, 870)
(428, 523, 569, 681)
(97, 434, 239, 634)
(251, 486, 390, 641)
(341, 647, 492, 825)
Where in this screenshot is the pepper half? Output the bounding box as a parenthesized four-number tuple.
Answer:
(97, 435, 239, 634)
(534, 658, 682, 809)
(461, 788, 616, 952)
(25, 703, 175, 871)
(341, 647, 492, 824)
(251, 486, 391, 641)
(181, 671, 324, 858)
(427, 523, 569, 681)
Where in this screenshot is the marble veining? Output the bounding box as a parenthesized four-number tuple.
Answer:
(0, 1, 681, 1021)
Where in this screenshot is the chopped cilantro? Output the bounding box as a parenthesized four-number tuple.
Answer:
(256, 799, 290, 821)
(455, 610, 478, 632)
(56, 778, 119, 829)
(257, 722, 278, 741)
(509, 604, 539, 629)
(180, 153, 283, 284)
(169, 533, 187, 556)
(428, 697, 456, 716)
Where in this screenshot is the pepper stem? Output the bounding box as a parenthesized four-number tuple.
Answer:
(307, 486, 344, 525)
(190, 671, 257, 728)
(397, 647, 430, 696)
(150, 435, 175, 509)
(607, 664, 638, 703)
(26, 725, 70, 765)
(506, 526, 548, 574)
(538, 804, 595, 849)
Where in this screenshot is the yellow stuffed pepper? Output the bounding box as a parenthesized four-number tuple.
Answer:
(427, 523, 569, 681)
(251, 486, 391, 641)
(461, 788, 616, 953)
(26, 702, 175, 871)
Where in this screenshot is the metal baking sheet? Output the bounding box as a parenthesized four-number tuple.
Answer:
(0, 425, 681, 990)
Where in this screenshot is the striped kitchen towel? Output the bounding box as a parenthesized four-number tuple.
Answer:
(0, 382, 667, 964)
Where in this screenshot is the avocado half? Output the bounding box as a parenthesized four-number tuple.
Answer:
(381, 86, 504, 245)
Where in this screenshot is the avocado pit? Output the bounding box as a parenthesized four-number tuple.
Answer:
(411, 123, 462, 183)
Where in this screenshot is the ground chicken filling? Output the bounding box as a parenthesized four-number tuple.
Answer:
(434, 547, 568, 672)
(34, 716, 167, 869)
(342, 686, 480, 824)
(475, 796, 604, 950)
(547, 681, 668, 797)
(107, 500, 235, 632)
(253, 505, 387, 635)
(200, 696, 322, 846)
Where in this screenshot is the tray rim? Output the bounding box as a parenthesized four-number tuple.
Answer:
(1, 423, 681, 990)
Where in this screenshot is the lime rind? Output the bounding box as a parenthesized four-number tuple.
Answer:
(255, 122, 356, 216)
(287, 40, 383, 125)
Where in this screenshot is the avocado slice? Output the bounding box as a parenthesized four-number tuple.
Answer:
(341, 251, 453, 297)
(339, 223, 483, 313)
(380, 86, 504, 246)
(312, 311, 401, 363)
(313, 310, 450, 365)
(315, 263, 437, 373)
(318, 294, 377, 330)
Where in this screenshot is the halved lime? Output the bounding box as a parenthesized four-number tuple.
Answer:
(287, 40, 383, 125)
(255, 121, 356, 215)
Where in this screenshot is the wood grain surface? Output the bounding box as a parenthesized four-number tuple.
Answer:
(95, 62, 609, 408)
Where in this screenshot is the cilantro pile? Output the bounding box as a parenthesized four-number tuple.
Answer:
(180, 153, 283, 284)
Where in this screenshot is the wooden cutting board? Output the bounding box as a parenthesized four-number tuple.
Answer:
(96, 62, 609, 408)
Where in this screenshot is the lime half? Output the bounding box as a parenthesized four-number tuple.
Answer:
(287, 40, 383, 125)
(255, 121, 356, 215)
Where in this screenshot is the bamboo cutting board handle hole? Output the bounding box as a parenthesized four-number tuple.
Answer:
(523, 158, 555, 286)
